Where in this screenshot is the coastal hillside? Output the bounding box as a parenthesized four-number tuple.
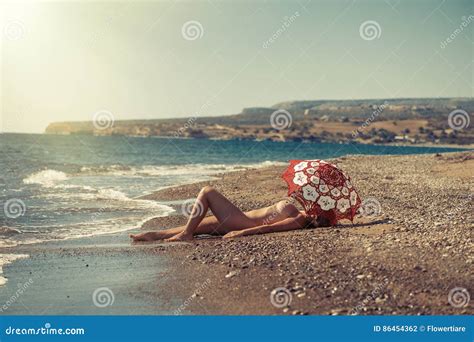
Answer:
(45, 98, 474, 145)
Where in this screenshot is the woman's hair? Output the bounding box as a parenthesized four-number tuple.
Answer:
(305, 215, 332, 228)
(316, 216, 332, 227)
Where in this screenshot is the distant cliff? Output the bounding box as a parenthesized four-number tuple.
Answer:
(44, 98, 474, 145)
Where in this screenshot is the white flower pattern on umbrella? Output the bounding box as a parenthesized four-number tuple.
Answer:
(317, 196, 336, 210)
(293, 172, 308, 186)
(302, 184, 318, 201)
(331, 188, 341, 197)
(319, 184, 329, 193)
(282, 159, 361, 225)
(350, 191, 358, 205)
(337, 198, 350, 213)
(293, 161, 308, 172)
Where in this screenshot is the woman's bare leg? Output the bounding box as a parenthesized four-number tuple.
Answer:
(130, 227, 183, 242)
(130, 215, 222, 242)
(165, 186, 256, 242)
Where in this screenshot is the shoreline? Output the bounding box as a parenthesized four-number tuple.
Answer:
(0, 159, 287, 286)
(1, 151, 472, 315)
(139, 151, 473, 315)
(4, 132, 474, 150)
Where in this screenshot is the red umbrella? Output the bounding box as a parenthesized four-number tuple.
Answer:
(282, 159, 361, 225)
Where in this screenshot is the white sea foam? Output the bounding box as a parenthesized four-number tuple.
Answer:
(141, 160, 286, 175)
(77, 161, 285, 177)
(40, 189, 164, 209)
(24, 162, 282, 186)
(96, 189, 130, 201)
(54, 184, 95, 191)
(23, 170, 68, 187)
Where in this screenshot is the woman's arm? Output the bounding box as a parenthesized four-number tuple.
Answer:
(223, 213, 307, 239)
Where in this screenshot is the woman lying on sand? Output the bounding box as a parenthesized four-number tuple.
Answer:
(130, 186, 330, 242)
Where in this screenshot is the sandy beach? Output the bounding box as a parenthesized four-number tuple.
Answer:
(141, 151, 473, 315)
(1, 151, 472, 315)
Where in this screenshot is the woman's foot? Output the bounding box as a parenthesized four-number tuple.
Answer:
(130, 231, 165, 242)
(130, 233, 147, 242)
(165, 231, 194, 242)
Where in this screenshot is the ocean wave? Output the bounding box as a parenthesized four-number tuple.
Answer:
(39, 189, 167, 209)
(23, 169, 68, 187)
(54, 184, 95, 191)
(77, 160, 285, 177)
(23, 161, 284, 184)
(96, 189, 130, 201)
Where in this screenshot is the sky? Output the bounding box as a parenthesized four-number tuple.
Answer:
(1, 0, 473, 133)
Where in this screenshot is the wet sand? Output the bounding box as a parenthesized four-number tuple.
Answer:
(0, 233, 179, 315)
